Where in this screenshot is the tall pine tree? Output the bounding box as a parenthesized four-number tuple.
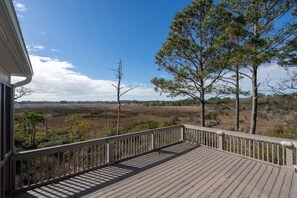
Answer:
(152, 0, 232, 126)
(225, 0, 296, 134)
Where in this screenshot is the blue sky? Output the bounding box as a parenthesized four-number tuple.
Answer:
(20, 0, 194, 80)
(13, 0, 193, 101)
(13, 0, 296, 101)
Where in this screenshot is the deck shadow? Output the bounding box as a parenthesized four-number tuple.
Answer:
(13, 143, 199, 198)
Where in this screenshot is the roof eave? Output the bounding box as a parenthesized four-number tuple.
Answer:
(1, 0, 33, 78)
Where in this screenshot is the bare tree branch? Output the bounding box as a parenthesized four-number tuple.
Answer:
(14, 87, 34, 100)
(112, 60, 138, 134)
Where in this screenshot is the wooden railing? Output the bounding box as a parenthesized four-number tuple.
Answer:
(13, 125, 183, 191)
(183, 125, 297, 167)
(12, 124, 297, 192)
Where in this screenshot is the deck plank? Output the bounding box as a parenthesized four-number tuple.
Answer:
(249, 165, 273, 198)
(280, 168, 294, 198)
(259, 166, 280, 198)
(102, 147, 218, 197)
(239, 164, 268, 198)
(214, 160, 258, 198)
(170, 155, 243, 198)
(211, 161, 262, 198)
(13, 143, 297, 198)
(208, 158, 256, 198)
(151, 153, 239, 198)
(181, 154, 244, 197)
(125, 149, 228, 198)
(290, 171, 297, 198)
(270, 168, 287, 198)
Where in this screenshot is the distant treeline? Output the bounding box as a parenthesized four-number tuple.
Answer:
(16, 93, 297, 107)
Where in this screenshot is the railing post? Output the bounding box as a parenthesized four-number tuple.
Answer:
(107, 140, 115, 165)
(180, 126, 184, 142)
(12, 158, 16, 191)
(217, 131, 225, 150)
(281, 141, 294, 167)
(151, 132, 155, 150)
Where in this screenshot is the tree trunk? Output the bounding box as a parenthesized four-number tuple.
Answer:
(116, 62, 121, 135)
(250, 66, 258, 134)
(30, 129, 33, 146)
(200, 88, 205, 127)
(235, 66, 240, 131)
(32, 127, 36, 146)
(44, 121, 48, 135)
(117, 102, 121, 135)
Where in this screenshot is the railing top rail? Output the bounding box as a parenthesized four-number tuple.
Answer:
(183, 124, 297, 146)
(13, 124, 183, 160)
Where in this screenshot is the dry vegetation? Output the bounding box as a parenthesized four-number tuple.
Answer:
(14, 94, 297, 151)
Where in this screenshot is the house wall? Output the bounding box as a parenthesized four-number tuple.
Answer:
(0, 68, 9, 84)
(0, 76, 13, 197)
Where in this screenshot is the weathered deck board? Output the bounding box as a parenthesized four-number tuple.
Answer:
(176, 154, 242, 197)
(100, 147, 218, 198)
(259, 166, 280, 198)
(141, 152, 236, 198)
(13, 143, 297, 198)
(270, 168, 287, 198)
(290, 171, 297, 198)
(249, 165, 273, 197)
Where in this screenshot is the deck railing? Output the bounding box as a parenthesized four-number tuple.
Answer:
(13, 125, 183, 191)
(12, 124, 297, 192)
(183, 125, 297, 167)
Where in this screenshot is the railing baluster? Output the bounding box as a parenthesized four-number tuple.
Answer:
(20, 160, 23, 189)
(27, 159, 31, 187)
(239, 138, 241, 154)
(38, 157, 42, 184)
(235, 137, 237, 153)
(46, 155, 50, 181)
(243, 139, 245, 155)
(253, 141, 255, 159)
(272, 144, 274, 164)
(100, 144, 102, 165)
(229, 136, 232, 152)
(267, 143, 269, 162)
(248, 140, 251, 157)
(257, 141, 260, 160)
(276, 144, 280, 165)
(262, 142, 264, 161)
(33, 158, 37, 184)
(120, 140, 123, 160)
(133, 137, 136, 155)
(14, 125, 296, 191)
(95, 145, 98, 165)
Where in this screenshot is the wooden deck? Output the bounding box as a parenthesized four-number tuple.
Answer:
(14, 143, 297, 198)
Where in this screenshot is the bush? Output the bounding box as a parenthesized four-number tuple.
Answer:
(124, 119, 159, 133)
(205, 112, 218, 121)
(273, 124, 285, 134)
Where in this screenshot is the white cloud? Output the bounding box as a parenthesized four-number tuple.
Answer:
(32, 44, 46, 50)
(26, 44, 46, 52)
(239, 63, 297, 93)
(14, 2, 27, 12)
(14, 55, 293, 101)
(14, 55, 161, 101)
(51, 49, 61, 52)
